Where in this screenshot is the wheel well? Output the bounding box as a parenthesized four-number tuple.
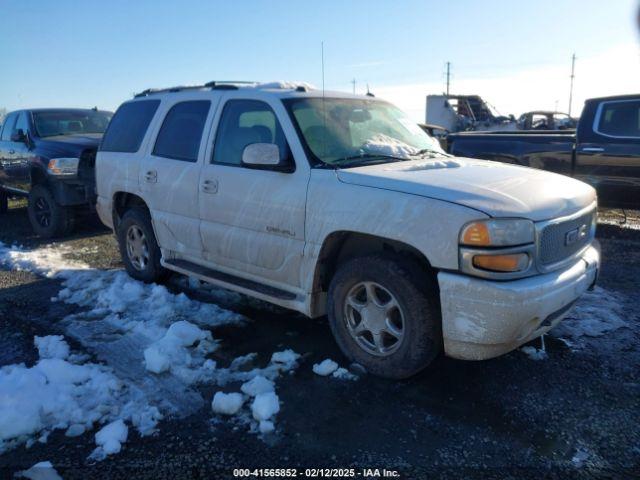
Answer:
(313, 231, 436, 294)
(112, 192, 149, 229)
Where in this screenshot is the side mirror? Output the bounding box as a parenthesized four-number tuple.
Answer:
(10, 129, 26, 143)
(241, 143, 293, 172)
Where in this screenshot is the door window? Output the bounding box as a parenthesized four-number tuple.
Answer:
(153, 101, 211, 162)
(597, 100, 640, 138)
(101, 100, 160, 153)
(14, 112, 30, 135)
(1, 113, 17, 141)
(212, 100, 291, 166)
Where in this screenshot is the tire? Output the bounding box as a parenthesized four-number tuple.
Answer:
(117, 207, 168, 283)
(327, 253, 442, 379)
(27, 184, 75, 238)
(0, 189, 7, 214)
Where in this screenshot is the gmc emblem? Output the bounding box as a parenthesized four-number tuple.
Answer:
(565, 224, 589, 246)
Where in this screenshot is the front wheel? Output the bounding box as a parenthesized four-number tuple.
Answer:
(27, 184, 75, 238)
(117, 208, 168, 283)
(327, 254, 441, 379)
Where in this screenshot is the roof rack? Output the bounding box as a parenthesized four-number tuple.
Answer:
(134, 81, 258, 98)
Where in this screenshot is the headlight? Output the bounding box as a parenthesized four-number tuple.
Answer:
(47, 158, 80, 177)
(459, 218, 536, 278)
(460, 219, 535, 247)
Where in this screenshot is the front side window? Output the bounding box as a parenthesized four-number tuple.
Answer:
(153, 101, 211, 162)
(33, 110, 112, 138)
(284, 98, 444, 167)
(101, 100, 159, 153)
(212, 100, 291, 166)
(597, 100, 640, 138)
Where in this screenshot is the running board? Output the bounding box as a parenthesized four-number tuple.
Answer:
(163, 258, 297, 301)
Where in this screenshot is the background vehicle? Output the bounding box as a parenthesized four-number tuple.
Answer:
(447, 94, 640, 209)
(425, 94, 515, 133)
(0, 108, 112, 237)
(516, 111, 577, 130)
(96, 82, 599, 379)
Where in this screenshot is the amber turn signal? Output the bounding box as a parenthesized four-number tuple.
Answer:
(461, 222, 491, 246)
(472, 253, 529, 272)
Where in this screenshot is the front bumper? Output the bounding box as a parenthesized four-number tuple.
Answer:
(438, 242, 600, 360)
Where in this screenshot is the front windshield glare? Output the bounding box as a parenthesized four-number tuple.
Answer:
(286, 98, 444, 166)
(33, 110, 113, 138)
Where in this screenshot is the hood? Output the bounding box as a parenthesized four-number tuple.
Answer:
(35, 133, 103, 157)
(336, 157, 596, 221)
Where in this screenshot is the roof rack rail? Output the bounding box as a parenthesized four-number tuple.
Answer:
(204, 80, 258, 90)
(134, 85, 207, 98)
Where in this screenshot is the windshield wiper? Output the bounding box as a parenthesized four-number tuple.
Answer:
(409, 148, 448, 157)
(334, 153, 408, 168)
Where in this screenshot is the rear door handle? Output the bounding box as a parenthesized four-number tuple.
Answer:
(201, 179, 218, 194)
(581, 147, 604, 153)
(144, 170, 157, 183)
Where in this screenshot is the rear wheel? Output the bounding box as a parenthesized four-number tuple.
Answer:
(327, 254, 441, 379)
(0, 189, 7, 214)
(27, 184, 75, 238)
(117, 207, 168, 283)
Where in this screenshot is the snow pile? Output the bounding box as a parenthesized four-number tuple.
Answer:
(251, 391, 280, 434)
(16, 461, 63, 480)
(313, 359, 339, 376)
(0, 336, 159, 456)
(91, 419, 128, 460)
(552, 287, 627, 346)
(361, 134, 419, 159)
(34, 335, 70, 360)
(211, 392, 244, 415)
(332, 367, 359, 380)
(0, 241, 88, 277)
(270, 349, 301, 372)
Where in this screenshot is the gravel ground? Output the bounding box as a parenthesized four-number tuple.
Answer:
(0, 204, 639, 480)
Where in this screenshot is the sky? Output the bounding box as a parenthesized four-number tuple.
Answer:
(0, 0, 639, 121)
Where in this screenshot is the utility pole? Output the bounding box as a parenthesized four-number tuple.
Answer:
(445, 61, 451, 96)
(351, 78, 356, 94)
(568, 53, 576, 116)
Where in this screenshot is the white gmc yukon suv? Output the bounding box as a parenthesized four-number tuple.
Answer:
(96, 81, 600, 378)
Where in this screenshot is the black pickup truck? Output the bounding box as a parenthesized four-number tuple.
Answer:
(0, 108, 112, 237)
(447, 94, 640, 209)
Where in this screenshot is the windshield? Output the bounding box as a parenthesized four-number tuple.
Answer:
(284, 98, 445, 167)
(33, 110, 113, 138)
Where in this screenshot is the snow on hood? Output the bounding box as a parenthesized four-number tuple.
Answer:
(337, 157, 596, 221)
(360, 133, 446, 158)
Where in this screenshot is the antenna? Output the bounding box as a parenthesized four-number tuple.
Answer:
(446, 61, 451, 96)
(321, 41, 327, 158)
(568, 53, 576, 116)
(351, 78, 356, 94)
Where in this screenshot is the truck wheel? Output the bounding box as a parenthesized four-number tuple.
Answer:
(327, 254, 441, 379)
(0, 190, 7, 214)
(27, 184, 75, 238)
(117, 208, 168, 284)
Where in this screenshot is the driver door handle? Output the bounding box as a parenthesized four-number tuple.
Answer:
(581, 147, 604, 153)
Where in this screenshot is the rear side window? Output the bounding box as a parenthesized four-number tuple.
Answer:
(153, 101, 211, 162)
(101, 100, 160, 152)
(597, 100, 640, 138)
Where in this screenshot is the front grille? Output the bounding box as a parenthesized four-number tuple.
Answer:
(539, 210, 594, 265)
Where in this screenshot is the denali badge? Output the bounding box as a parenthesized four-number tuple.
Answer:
(565, 224, 588, 246)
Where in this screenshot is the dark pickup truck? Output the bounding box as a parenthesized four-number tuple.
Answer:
(0, 108, 112, 237)
(447, 94, 640, 209)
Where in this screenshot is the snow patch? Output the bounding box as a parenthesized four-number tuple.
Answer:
(91, 419, 128, 460)
(312, 359, 339, 376)
(0, 242, 88, 277)
(34, 335, 70, 360)
(211, 392, 245, 415)
(241, 375, 275, 397)
(520, 346, 547, 361)
(332, 367, 359, 380)
(15, 461, 63, 480)
(270, 349, 301, 371)
(251, 392, 280, 421)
